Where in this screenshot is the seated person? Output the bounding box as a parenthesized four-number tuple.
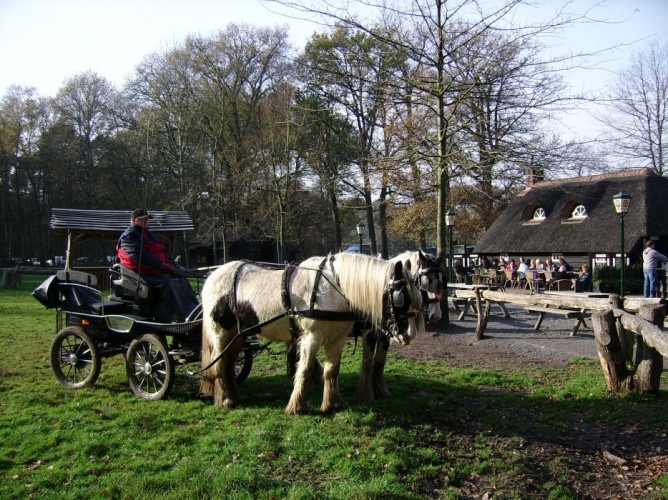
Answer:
(558, 257, 572, 272)
(453, 259, 473, 278)
(116, 209, 197, 321)
(555, 265, 570, 280)
(544, 258, 558, 272)
(573, 264, 592, 292)
(479, 255, 494, 270)
(517, 257, 529, 279)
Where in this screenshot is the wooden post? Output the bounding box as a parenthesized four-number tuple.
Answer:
(592, 309, 633, 394)
(1, 266, 21, 288)
(474, 288, 489, 341)
(635, 305, 664, 393)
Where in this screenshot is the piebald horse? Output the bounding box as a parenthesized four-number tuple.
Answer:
(200, 252, 423, 414)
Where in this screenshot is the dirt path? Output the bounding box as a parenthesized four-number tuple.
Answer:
(399, 303, 604, 369)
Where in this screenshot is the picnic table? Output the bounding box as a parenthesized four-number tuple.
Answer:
(448, 283, 510, 338)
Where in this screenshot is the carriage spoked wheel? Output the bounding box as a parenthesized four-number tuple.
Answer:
(235, 346, 253, 384)
(125, 334, 175, 400)
(50, 326, 101, 389)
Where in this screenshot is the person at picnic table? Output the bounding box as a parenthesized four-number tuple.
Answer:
(517, 257, 529, 278)
(454, 258, 473, 278)
(573, 264, 592, 291)
(642, 240, 668, 298)
(480, 255, 494, 270)
(558, 257, 571, 272)
(545, 258, 558, 272)
(505, 258, 517, 271)
(555, 265, 570, 280)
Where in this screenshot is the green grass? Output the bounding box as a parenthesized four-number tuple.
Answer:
(1, 275, 666, 499)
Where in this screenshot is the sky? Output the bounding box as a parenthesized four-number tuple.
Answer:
(0, 0, 666, 138)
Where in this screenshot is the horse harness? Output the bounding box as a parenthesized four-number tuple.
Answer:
(414, 260, 444, 316)
(230, 256, 415, 341)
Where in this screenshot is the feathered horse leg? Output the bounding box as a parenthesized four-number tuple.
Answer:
(285, 334, 320, 415)
(354, 324, 376, 402)
(371, 333, 391, 399)
(319, 327, 350, 413)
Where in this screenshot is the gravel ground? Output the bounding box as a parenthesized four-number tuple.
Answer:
(397, 302, 668, 372)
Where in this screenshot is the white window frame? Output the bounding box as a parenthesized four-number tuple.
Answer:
(572, 205, 587, 219)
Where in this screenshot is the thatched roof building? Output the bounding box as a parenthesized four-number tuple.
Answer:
(474, 168, 668, 266)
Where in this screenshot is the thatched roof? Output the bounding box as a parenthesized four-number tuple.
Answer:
(50, 208, 194, 244)
(474, 168, 668, 256)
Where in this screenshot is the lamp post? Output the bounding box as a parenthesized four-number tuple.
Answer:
(356, 222, 366, 255)
(445, 209, 456, 282)
(613, 191, 632, 299)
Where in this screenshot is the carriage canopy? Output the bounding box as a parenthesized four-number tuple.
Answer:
(50, 208, 194, 269)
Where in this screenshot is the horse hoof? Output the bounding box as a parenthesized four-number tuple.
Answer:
(285, 404, 309, 416)
(321, 401, 348, 414)
(214, 397, 238, 408)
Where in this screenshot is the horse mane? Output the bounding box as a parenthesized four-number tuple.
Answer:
(391, 250, 419, 271)
(330, 252, 396, 328)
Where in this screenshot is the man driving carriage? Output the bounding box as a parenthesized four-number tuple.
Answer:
(116, 209, 197, 322)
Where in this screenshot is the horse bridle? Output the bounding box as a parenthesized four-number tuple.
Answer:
(383, 276, 417, 340)
(415, 264, 444, 317)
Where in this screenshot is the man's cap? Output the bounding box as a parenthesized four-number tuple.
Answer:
(131, 208, 153, 219)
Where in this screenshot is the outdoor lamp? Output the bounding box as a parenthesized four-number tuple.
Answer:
(612, 191, 631, 299)
(356, 222, 366, 254)
(445, 209, 456, 282)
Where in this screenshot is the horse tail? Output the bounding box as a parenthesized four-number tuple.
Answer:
(199, 316, 218, 398)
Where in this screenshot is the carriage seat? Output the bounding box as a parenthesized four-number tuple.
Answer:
(56, 269, 98, 287)
(109, 264, 199, 322)
(110, 264, 153, 302)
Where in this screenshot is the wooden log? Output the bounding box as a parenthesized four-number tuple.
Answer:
(612, 307, 668, 358)
(474, 288, 487, 341)
(592, 309, 633, 395)
(635, 305, 664, 393)
(479, 290, 613, 311)
(622, 296, 666, 313)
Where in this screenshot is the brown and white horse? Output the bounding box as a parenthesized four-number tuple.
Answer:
(199, 252, 423, 415)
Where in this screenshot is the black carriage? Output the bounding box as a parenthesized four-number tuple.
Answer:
(32, 209, 255, 400)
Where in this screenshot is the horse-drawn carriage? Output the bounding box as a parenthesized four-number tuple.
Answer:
(33, 209, 444, 413)
(32, 209, 256, 400)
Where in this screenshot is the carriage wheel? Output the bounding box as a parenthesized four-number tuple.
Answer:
(235, 346, 253, 384)
(126, 334, 175, 400)
(50, 326, 101, 389)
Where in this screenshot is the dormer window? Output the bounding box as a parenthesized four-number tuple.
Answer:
(572, 205, 587, 219)
(522, 206, 546, 226)
(561, 203, 588, 224)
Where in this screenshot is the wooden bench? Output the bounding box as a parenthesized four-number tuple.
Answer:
(524, 305, 591, 336)
(453, 297, 510, 320)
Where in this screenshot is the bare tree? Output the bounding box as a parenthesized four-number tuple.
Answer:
(0, 86, 53, 260)
(599, 40, 667, 175)
(51, 71, 119, 206)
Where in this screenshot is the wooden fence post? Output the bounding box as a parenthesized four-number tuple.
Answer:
(634, 305, 665, 393)
(592, 309, 633, 394)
